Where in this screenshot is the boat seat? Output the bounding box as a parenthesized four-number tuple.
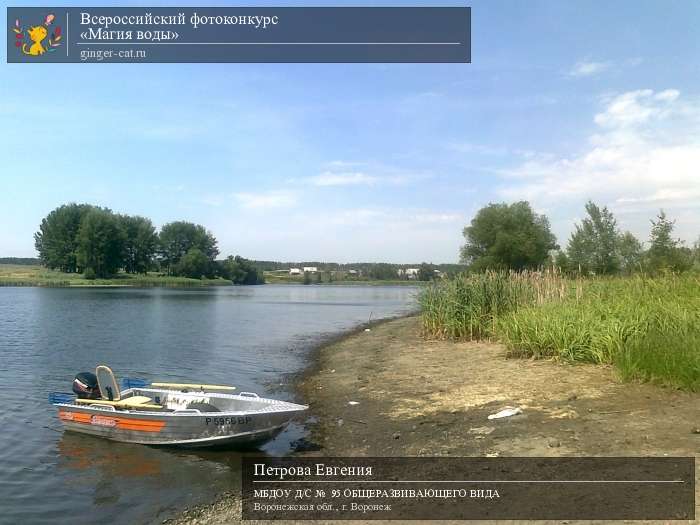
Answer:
(74, 396, 163, 410)
(152, 382, 236, 392)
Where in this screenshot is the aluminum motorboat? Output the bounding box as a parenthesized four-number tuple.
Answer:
(49, 366, 307, 448)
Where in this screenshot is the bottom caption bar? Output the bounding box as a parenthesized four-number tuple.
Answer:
(242, 457, 695, 520)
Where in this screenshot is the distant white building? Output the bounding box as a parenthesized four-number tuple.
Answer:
(289, 268, 301, 275)
(404, 268, 419, 279)
(347, 269, 358, 275)
(303, 267, 318, 273)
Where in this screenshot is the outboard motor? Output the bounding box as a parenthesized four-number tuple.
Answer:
(72, 372, 101, 399)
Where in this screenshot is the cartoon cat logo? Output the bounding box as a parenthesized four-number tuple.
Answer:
(24, 24, 48, 55)
(12, 14, 62, 56)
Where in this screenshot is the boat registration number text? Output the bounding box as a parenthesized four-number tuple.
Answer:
(206, 416, 252, 426)
(91, 415, 117, 427)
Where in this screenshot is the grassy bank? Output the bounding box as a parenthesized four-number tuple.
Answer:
(0, 264, 232, 287)
(420, 271, 700, 391)
(1, 264, 423, 288)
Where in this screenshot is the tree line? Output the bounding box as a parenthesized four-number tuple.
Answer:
(460, 200, 699, 275)
(34, 203, 264, 283)
(255, 260, 465, 280)
(0, 257, 40, 265)
(294, 262, 446, 283)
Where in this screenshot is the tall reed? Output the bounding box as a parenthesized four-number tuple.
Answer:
(419, 269, 573, 339)
(420, 272, 700, 390)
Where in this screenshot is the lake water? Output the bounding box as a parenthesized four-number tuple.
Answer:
(0, 285, 418, 525)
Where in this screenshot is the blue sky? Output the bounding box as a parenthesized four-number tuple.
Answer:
(2, 1, 699, 263)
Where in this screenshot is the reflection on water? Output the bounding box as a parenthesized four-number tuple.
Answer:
(0, 285, 417, 525)
(55, 431, 245, 519)
(59, 433, 166, 478)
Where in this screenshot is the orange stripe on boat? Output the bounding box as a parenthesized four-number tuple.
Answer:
(116, 418, 166, 432)
(117, 421, 166, 432)
(58, 410, 74, 421)
(74, 413, 93, 423)
(58, 411, 165, 432)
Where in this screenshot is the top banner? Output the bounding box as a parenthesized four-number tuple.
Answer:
(6, 7, 471, 63)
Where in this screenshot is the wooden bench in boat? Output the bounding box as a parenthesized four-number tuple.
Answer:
(151, 382, 236, 392)
(74, 396, 163, 410)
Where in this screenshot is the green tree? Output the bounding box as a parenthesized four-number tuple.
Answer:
(75, 208, 126, 278)
(553, 250, 570, 272)
(34, 203, 94, 272)
(418, 263, 436, 281)
(119, 214, 158, 274)
(218, 255, 265, 284)
(617, 231, 643, 275)
(646, 210, 691, 273)
(565, 227, 593, 274)
(648, 210, 675, 255)
(175, 247, 212, 278)
(368, 263, 398, 280)
(566, 201, 620, 275)
(460, 201, 558, 271)
(159, 221, 219, 275)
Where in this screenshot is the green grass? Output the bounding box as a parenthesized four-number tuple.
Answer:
(0, 264, 231, 288)
(614, 330, 700, 391)
(421, 272, 700, 391)
(419, 270, 573, 339)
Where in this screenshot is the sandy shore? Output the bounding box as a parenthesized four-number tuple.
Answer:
(167, 315, 699, 524)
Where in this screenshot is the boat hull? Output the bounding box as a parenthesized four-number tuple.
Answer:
(56, 402, 303, 448)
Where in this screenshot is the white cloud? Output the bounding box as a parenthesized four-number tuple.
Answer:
(324, 160, 364, 169)
(616, 187, 700, 204)
(355, 210, 467, 228)
(308, 171, 378, 186)
(301, 162, 423, 187)
(593, 89, 679, 128)
(568, 58, 643, 79)
(447, 142, 509, 156)
(311, 208, 464, 228)
(654, 89, 680, 102)
(250, 207, 444, 231)
(569, 60, 611, 77)
(410, 212, 464, 224)
(498, 88, 700, 242)
(233, 191, 297, 210)
(447, 142, 555, 163)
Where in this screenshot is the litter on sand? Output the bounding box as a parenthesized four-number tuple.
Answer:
(487, 406, 523, 420)
(468, 426, 495, 435)
(348, 401, 360, 406)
